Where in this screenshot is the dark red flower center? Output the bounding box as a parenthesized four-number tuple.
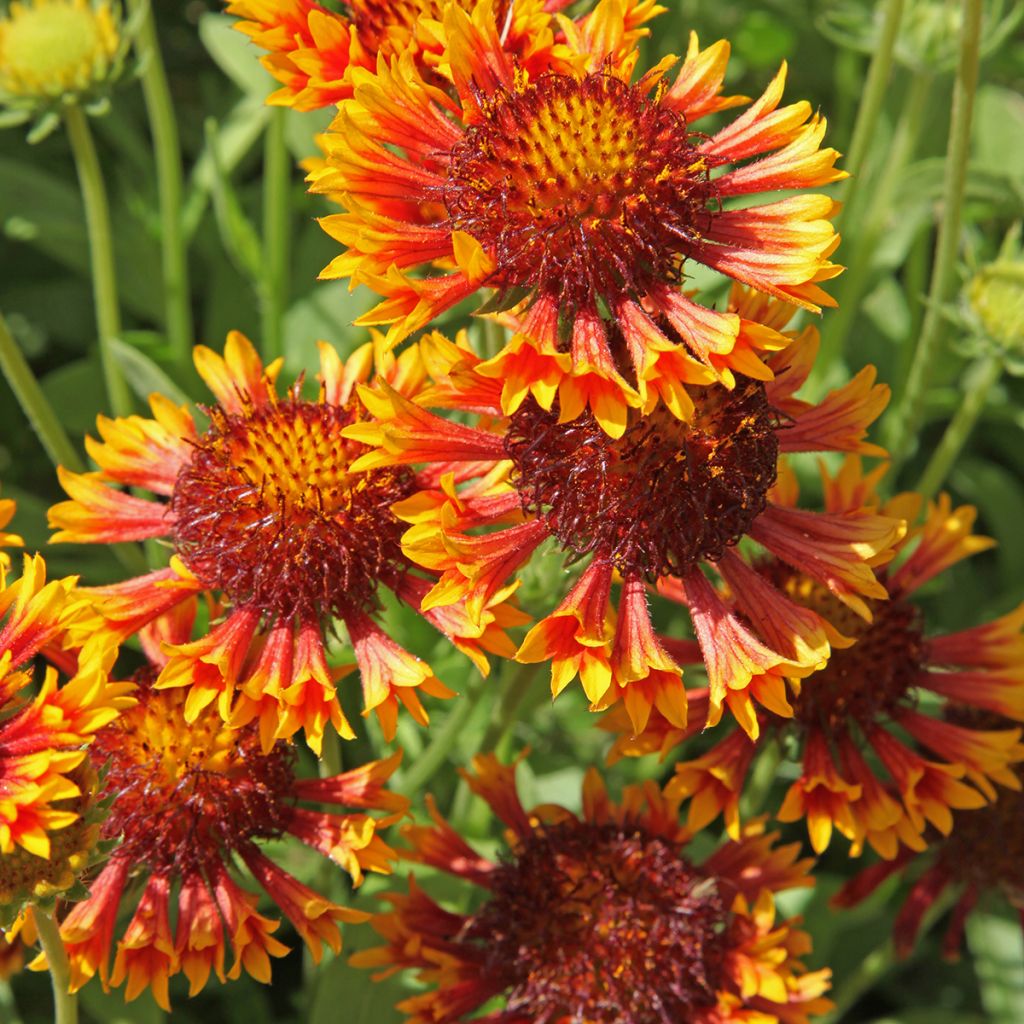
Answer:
(461, 820, 728, 1024)
(91, 676, 296, 875)
(170, 391, 415, 622)
(763, 567, 928, 730)
(444, 72, 716, 314)
(504, 380, 778, 578)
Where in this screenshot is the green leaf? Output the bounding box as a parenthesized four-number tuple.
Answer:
(966, 911, 1024, 1023)
(109, 335, 193, 406)
(203, 117, 264, 285)
(184, 97, 271, 241)
(0, 157, 163, 320)
(199, 13, 274, 96)
(972, 85, 1024, 180)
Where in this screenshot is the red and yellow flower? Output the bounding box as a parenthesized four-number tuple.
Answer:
(49, 332, 525, 751)
(834, 728, 1024, 960)
(345, 291, 901, 736)
(56, 608, 409, 1009)
(354, 752, 832, 1024)
(0, 550, 132, 910)
(310, 0, 844, 432)
(633, 458, 1024, 859)
(227, 0, 577, 111)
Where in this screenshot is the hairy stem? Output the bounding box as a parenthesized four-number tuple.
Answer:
(260, 108, 291, 361)
(34, 910, 78, 1024)
(916, 352, 1002, 500)
(64, 105, 132, 417)
(888, 0, 983, 467)
(126, 0, 194, 364)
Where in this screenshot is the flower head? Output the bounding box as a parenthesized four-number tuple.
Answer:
(645, 458, 1024, 859)
(312, 0, 843, 429)
(59, 613, 408, 1009)
(0, 552, 131, 919)
(227, 0, 575, 110)
(834, 721, 1024, 960)
(346, 292, 900, 736)
(50, 332, 524, 750)
(354, 753, 832, 1024)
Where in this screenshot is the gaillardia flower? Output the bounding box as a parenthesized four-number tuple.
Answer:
(49, 332, 524, 750)
(345, 290, 901, 735)
(0, 551, 131, 916)
(354, 753, 832, 1023)
(227, 0, 578, 111)
(834, 714, 1024, 960)
(311, 0, 843, 429)
(647, 458, 1024, 859)
(58, 607, 409, 1010)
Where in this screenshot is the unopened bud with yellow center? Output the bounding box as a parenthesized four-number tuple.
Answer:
(0, 0, 119, 100)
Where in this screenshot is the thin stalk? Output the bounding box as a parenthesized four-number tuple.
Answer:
(34, 910, 78, 1024)
(319, 725, 344, 778)
(738, 737, 781, 819)
(450, 661, 542, 826)
(821, 72, 931, 367)
(126, 0, 193, 365)
(916, 352, 1002, 500)
(260, 108, 291, 361)
(481, 316, 507, 359)
(839, 0, 905, 216)
(889, 0, 984, 467)
(398, 674, 490, 796)
(64, 105, 132, 418)
(0, 313, 85, 472)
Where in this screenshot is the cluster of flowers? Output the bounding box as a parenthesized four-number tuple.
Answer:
(1, 0, 1022, 1020)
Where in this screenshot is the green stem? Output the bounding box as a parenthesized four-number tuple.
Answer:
(481, 316, 507, 359)
(320, 725, 344, 778)
(0, 313, 85, 472)
(821, 71, 931, 368)
(398, 674, 491, 796)
(126, 0, 193, 365)
(64, 105, 132, 418)
(34, 910, 78, 1024)
(916, 352, 1002, 500)
(889, 0, 983, 468)
(839, 0, 905, 212)
(738, 737, 781, 819)
(449, 661, 542, 826)
(260, 108, 291, 362)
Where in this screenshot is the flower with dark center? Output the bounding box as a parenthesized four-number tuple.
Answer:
(352, 753, 832, 1024)
(834, 711, 1024, 960)
(311, 0, 843, 433)
(346, 289, 900, 735)
(50, 332, 525, 750)
(58, 610, 408, 1010)
(227, 0, 569, 111)
(607, 457, 1024, 859)
(0, 544, 132, 918)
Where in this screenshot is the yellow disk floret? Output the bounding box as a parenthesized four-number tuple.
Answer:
(0, 0, 119, 100)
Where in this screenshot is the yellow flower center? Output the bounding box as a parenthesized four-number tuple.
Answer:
(0, 0, 117, 99)
(92, 683, 296, 874)
(444, 73, 714, 314)
(170, 393, 415, 621)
